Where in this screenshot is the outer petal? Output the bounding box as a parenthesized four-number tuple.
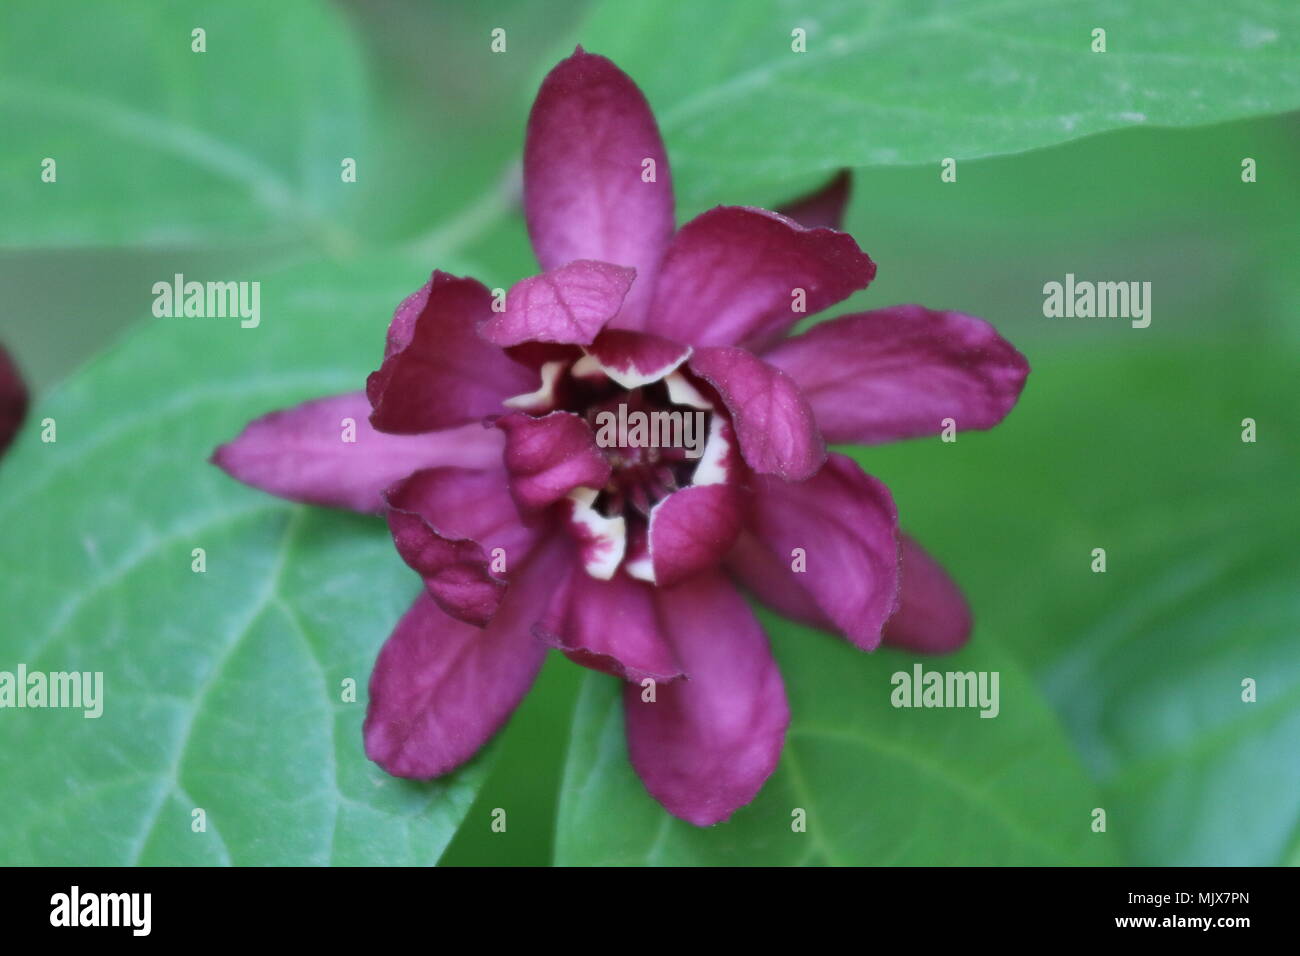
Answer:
(623, 572, 789, 826)
(882, 535, 973, 654)
(645, 206, 875, 351)
(776, 169, 851, 231)
(0, 343, 28, 459)
(363, 536, 565, 779)
(211, 391, 502, 514)
(367, 271, 533, 434)
(479, 260, 635, 347)
(497, 411, 611, 510)
(536, 568, 684, 682)
(688, 346, 825, 481)
(727, 453, 900, 651)
(524, 48, 674, 328)
(385, 467, 549, 627)
(762, 306, 1030, 444)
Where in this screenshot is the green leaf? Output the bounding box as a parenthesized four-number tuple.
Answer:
(575, 0, 1300, 209)
(0, 0, 366, 248)
(556, 616, 1116, 865)
(0, 257, 491, 865)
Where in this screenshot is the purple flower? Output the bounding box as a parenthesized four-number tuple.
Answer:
(213, 49, 1028, 825)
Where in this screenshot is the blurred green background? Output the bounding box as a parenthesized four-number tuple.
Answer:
(1, 0, 1296, 866)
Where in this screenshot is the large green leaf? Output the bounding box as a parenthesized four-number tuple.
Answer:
(575, 0, 1300, 208)
(556, 616, 1116, 866)
(0, 0, 366, 248)
(0, 256, 492, 865)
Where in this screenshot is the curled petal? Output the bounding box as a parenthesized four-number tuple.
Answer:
(762, 306, 1030, 444)
(367, 271, 533, 434)
(498, 411, 611, 510)
(727, 453, 900, 651)
(385, 467, 549, 627)
(212, 391, 502, 514)
(363, 537, 566, 779)
(776, 169, 851, 231)
(574, 329, 691, 390)
(646, 206, 875, 351)
(882, 535, 973, 654)
(524, 48, 674, 327)
(480, 260, 635, 347)
(0, 343, 29, 459)
(536, 568, 684, 682)
(688, 346, 824, 481)
(647, 484, 743, 588)
(624, 572, 789, 826)
(564, 488, 626, 580)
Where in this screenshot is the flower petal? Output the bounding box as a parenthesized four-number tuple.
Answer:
(363, 537, 564, 779)
(646, 206, 875, 351)
(0, 343, 29, 460)
(647, 484, 743, 588)
(367, 271, 533, 434)
(573, 329, 691, 390)
(762, 306, 1030, 444)
(211, 391, 502, 514)
(727, 453, 900, 650)
(776, 169, 851, 230)
(623, 572, 789, 826)
(688, 346, 825, 481)
(385, 467, 549, 627)
(882, 534, 973, 654)
(524, 48, 674, 328)
(480, 260, 636, 348)
(497, 411, 611, 510)
(536, 568, 684, 682)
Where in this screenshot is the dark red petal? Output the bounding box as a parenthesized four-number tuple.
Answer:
(646, 206, 875, 351)
(479, 260, 635, 348)
(762, 306, 1030, 444)
(727, 453, 900, 651)
(776, 170, 851, 231)
(648, 484, 743, 587)
(882, 535, 973, 654)
(363, 536, 566, 779)
(624, 572, 789, 826)
(212, 391, 502, 514)
(497, 411, 611, 511)
(688, 345, 825, 481)
(367, 271, 533, 434)
(385, 467, 549, 627)
(524, 48, 674, 328)
(0, 343, 29, 460)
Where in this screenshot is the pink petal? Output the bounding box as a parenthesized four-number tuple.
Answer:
(497, 411, 611, 510)
(645, 206, 875, 351)
(0, 343, 28, 459)
(648, 484, 743, 587)
(688, 346, 825, 481)
(762, 306, 1030, 444)
(480, 260, 636, 348)
(363, 537, 565, 779)
(211, 391, 503, 514)
(727, 453, 900, 651)
(524, 48, 674, 328)
(577, 329, 691, 389)
(367, 271, 533, 434)
(537, 568, 684, 682)
(624, 572, 789, 826)
(776, 169, 851, 230)
(882, 534, 973, 654)
(385, 467, 550, 627)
